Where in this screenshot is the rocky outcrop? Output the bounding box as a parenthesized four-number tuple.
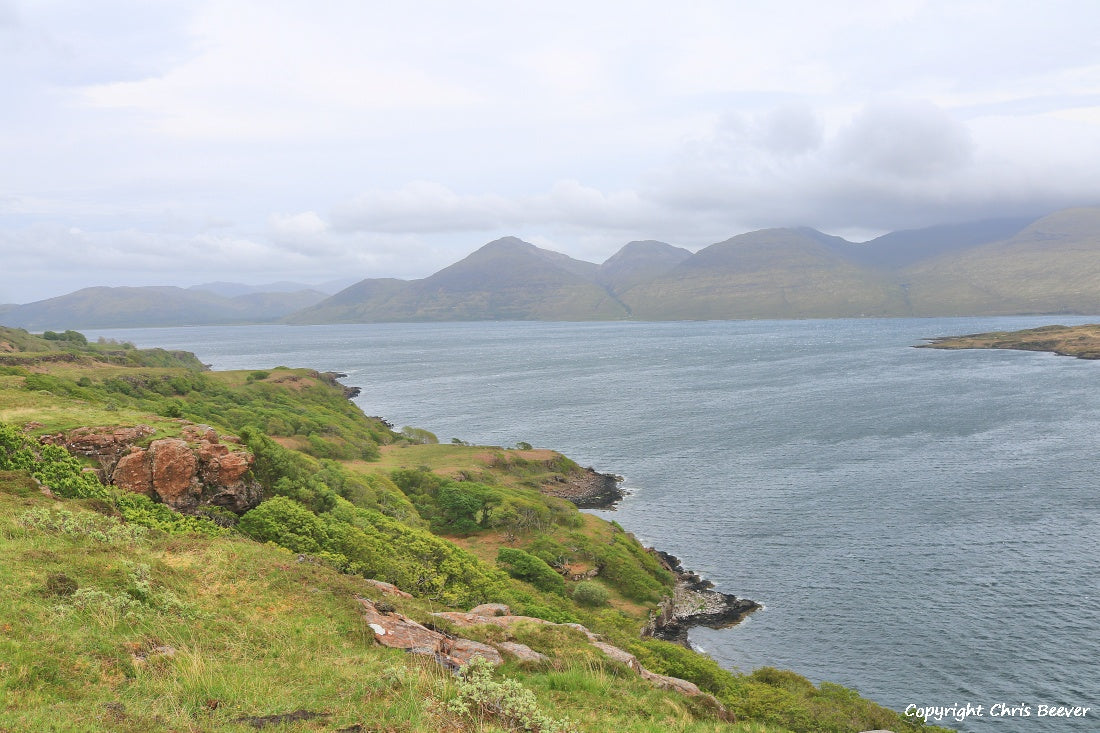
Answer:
(643, 550, 760, 647)
(541, 467, 624, 509)
(361, 596, 720, 708)
(357, 597, 503, 670)
(42, 423, 262, 514)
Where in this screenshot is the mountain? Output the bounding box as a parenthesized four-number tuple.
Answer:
(2, 286, 328, 330)
(621, 228, 910, 319)
(597, 240, 693, 294)
(902, 207, 1100, 315)
(190, 279, 354, 297)
(284, 278, 411, 323)
(845, 216, 1038, 269)
(289, 237, 629, 322)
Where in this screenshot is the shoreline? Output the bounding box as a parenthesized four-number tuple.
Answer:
(643, 549, 761, 648)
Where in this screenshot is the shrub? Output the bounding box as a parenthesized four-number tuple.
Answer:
(445, 656, 576, 733)
(571, 580, 609, 607)
(497, 547, 565, 595)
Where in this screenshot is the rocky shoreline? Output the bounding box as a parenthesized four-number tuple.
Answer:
(643, 550, 761, 648)
(541, 465, 625, 509)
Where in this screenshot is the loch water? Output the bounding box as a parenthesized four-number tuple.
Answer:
(89, 317, 1100, 732)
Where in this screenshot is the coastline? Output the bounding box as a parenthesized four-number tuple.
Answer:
(643, 549, 761, 648)
(543, 463, 761, 648)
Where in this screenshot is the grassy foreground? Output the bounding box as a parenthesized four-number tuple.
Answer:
(0, 326, 949, 732)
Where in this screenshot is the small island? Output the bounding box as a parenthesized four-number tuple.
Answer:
(919, 323, 1100, 359)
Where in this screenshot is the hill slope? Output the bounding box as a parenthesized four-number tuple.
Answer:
(291, 237, 630, 322)
(622, 228, 911, 319)
(902, 207, 1100, 315)
(597, 240, 693, 294)
(4, 286, 328, 330)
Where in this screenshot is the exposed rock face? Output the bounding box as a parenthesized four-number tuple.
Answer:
(357, 597, 502, 669)
(42, 423, 262, 514)
(112, 449, 153, 494)
(45, 425, 157, 474)
(643, 550, 760, 647)
(151, 438, 200, 509)
(541, 467, 624, 509)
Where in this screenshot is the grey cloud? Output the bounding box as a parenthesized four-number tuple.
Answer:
(753, 104, 824, 156)
(833, 101, 974, 178)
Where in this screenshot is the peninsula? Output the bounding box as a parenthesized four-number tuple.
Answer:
(919, 323, 1100, 359)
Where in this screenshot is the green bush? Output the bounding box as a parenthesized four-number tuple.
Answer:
(571, 580, 609, 607)
(497, 547, 565, 595)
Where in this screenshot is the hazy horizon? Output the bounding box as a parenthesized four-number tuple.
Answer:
(5, 1, 1100, 302)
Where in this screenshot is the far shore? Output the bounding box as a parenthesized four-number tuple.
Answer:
(918, 323, 1100, 360)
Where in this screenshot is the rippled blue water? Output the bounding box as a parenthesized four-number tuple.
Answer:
(88, 317, 1100, 732)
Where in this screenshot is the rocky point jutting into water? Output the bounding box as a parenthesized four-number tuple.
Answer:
(643, 550, 761, 648)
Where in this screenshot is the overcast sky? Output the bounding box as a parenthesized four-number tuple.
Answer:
(3, 1, 1100, 303)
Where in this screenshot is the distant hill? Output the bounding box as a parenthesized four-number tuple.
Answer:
(846, 216, 1037, 269)
(190, 279, 353, 297)
(902, 207, 1100, 315)
(9, 206, 1100, 327)
(597, 240, 693, 294)
(289, 237, 630, 322)
(2, 286, 328, 330)
(621, 228, 910, 319)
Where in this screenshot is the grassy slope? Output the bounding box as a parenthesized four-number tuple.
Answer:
(0, 325, 950, 733)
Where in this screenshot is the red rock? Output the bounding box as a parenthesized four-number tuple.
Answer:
(150, 438, 199, 510)
(357, 598, 502, 668)
(443, 638, 503, 667)
(639, 669, 702, 696)
(364, 579, 413, 598)
(592, 642, 642, 673)
(112, 448, 153, 495)
(494, 642, 549, 664)
(468, 603, 510, 617)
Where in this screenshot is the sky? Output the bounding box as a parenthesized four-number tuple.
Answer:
(3, 0, 1100, 303)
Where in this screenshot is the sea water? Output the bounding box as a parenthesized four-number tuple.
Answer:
(87, 317, 1100, 732)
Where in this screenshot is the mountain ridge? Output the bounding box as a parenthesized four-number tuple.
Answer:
(7, 206, 1100, 328)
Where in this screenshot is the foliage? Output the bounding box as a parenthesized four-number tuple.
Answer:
(497, 547, 565, 595)
(400, 426, 439, 444)
(444, 656, 577, 733)
(571, 580, 609, 607)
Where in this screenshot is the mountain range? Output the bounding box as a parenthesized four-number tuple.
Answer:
(6, 206, 1100, 329)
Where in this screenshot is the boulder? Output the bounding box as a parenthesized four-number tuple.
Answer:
(443, 638, 503, 667)
(468, 603, 510, 617)
(494, 642, 548, 664)
(639, 669, 702, 696)
(150, 438, 200, 511)
(357, 598, 503, 669)
(364, 579, 413, 599)
(112, 448, 153, 495)
(592, 642, 643, 673)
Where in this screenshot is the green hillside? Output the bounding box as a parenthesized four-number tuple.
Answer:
(0, 325, 948, 732)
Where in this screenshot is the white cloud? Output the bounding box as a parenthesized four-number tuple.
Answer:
(4, 1, 1100, 298)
